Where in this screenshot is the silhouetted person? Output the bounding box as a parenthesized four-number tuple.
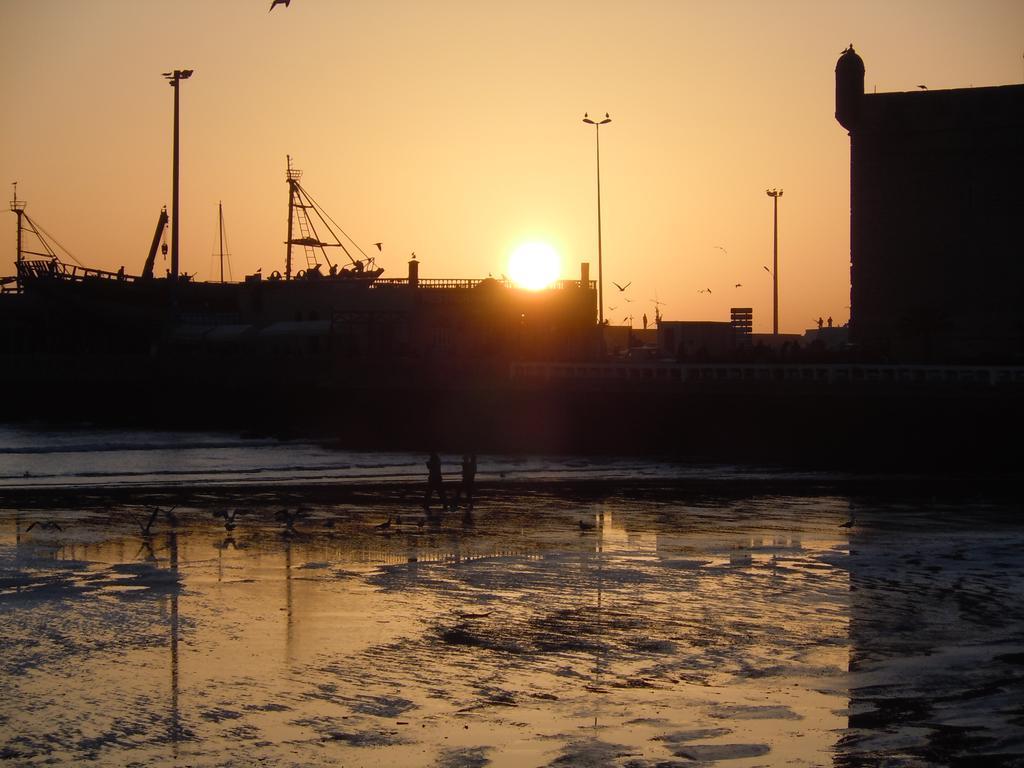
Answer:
(423, 452, 449, 511)
(453, 454, 477, 510)
(642, 313, 648, 330)
(827, 316, 833, 328)
(817, 317, 824, 329)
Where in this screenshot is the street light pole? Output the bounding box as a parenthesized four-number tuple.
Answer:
(583, 112, 611, 325)
(766, 188, 783, 334)
(163, 69, 194, 281)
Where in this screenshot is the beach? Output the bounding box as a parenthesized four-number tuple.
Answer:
(1, 428, 1023, 766)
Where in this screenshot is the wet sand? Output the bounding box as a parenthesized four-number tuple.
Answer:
(2, 482, 1023, 766)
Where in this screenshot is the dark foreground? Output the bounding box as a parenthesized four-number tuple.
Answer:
(2, 482, 1023, 767)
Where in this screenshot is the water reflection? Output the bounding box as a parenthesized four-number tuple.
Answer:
(1, 494, 1021, 766)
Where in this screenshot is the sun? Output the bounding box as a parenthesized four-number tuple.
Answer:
(508, 242, 560, 290)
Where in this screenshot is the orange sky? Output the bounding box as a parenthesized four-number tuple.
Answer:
(2, 0, 1022, 332)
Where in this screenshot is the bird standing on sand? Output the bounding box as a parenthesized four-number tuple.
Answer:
(213, 508, 244, 531)
(374, 517, 392, 531)
(275, 508, 306, 534)
(269, 0, 290, 11)
(579, 519, 596, 532)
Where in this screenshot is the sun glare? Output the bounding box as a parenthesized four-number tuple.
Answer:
(509, 242, 560, 290)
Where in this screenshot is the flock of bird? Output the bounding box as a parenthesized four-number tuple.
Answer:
(606, 245, 782, 319)
(690, 246, 775, 296)
(608, 279, 668, 326)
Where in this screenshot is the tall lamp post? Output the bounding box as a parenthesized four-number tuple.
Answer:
(583, 112, 611, 325)
(163, 69, 194, 281)
(766, 188, 783, 334)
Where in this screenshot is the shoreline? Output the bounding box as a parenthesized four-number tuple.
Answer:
(0, 470, 1018, 510)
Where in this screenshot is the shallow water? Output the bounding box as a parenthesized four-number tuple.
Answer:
(1, 489, 1023, 766)
(0, 425, 832, 490)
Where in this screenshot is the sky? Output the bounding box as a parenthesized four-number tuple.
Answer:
(1, 0, 1022, 333)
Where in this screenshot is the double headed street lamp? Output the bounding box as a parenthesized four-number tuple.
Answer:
(163, 69, 194, 281)
(583, 112, 611, 325)
(766, 188, 783, 334)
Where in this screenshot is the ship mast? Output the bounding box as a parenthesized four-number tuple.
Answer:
(10, 182, 25, 266)
(286, 156, 300, 281)
(283, 156, 377, 280)
(218, 201, 225, 283)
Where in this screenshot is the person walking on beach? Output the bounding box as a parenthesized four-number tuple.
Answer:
(423, 452, 449, 512)
(454, 453, 477, 510)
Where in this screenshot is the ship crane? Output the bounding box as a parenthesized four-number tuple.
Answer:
(141, 207, 169, 280)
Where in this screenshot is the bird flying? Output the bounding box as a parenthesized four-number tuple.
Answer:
(917, 85, 927, 90)
(735, 283, 742, 288)
(612, 281, 631, 291)
(374, 242, 382, 251)
(714, 245, 728, 255)
(269, 0, 290, 11)
(763, 265, 771, 274)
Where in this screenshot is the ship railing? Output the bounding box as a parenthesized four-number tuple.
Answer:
(0, 275, 21, 294)
(372, 278, 596, 290)
(510, 361, 1024, 387)
(16, 259, 138, 284)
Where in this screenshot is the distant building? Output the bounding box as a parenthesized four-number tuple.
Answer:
(657, 320, 734, 360)
(748, 333, 802, 351)
(730, 307, 753, 337)
(601, 324, 632, 357)
(802, 326, 849, 351)
(836, 46, 1024, 362)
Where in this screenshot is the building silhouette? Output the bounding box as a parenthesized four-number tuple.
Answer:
(836, 46, 1024, 362)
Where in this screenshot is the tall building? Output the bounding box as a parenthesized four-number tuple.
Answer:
(835, 46, 1024, 362)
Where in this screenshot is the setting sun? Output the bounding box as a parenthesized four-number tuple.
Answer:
(509, 242, 560, 290)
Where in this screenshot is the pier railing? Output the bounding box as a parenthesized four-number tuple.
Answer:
(510, 360, 1024, 387)
(373, 278, 596, 290)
